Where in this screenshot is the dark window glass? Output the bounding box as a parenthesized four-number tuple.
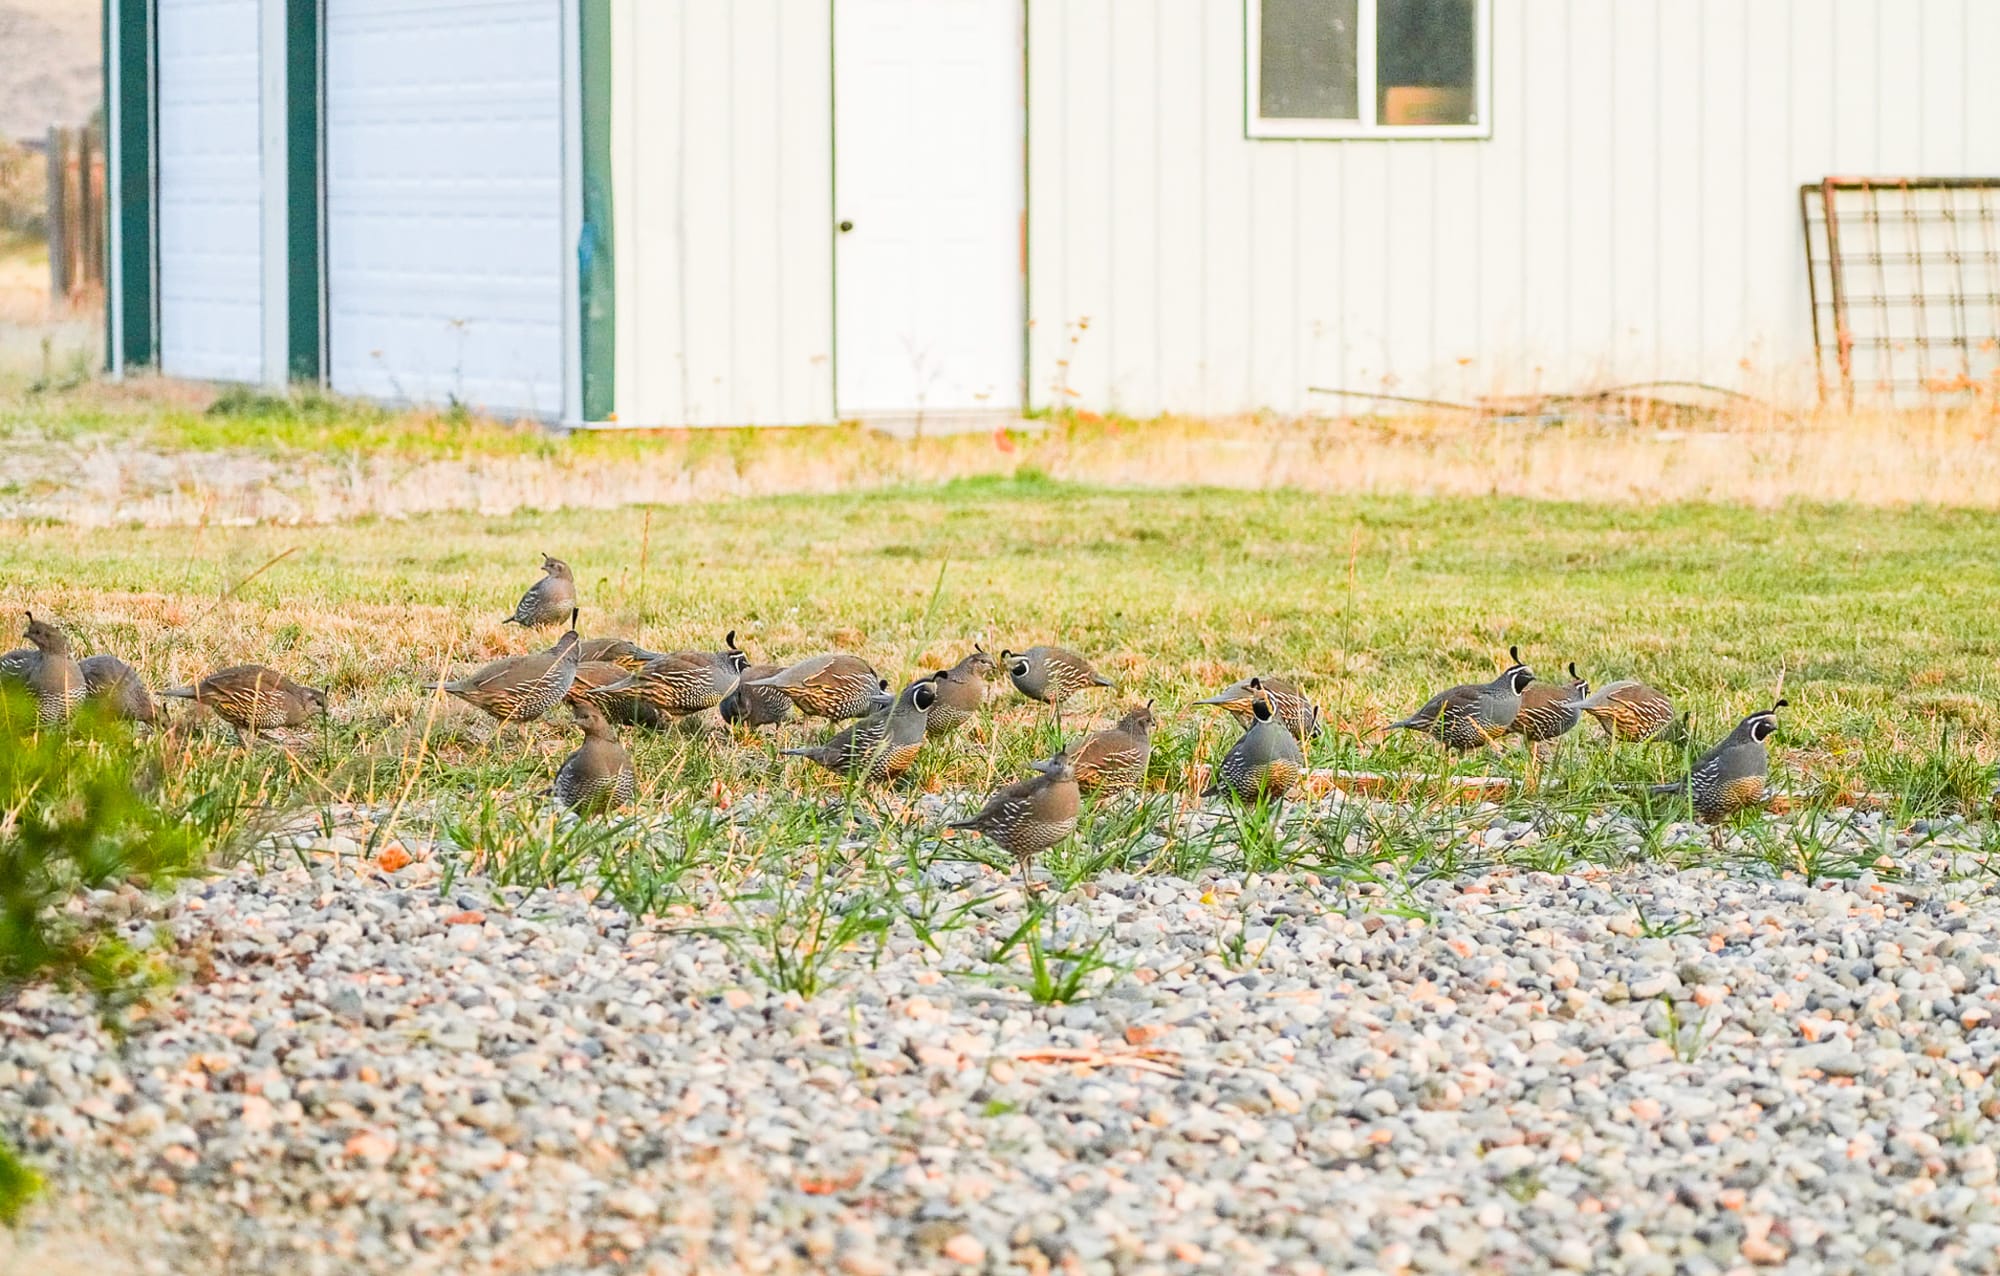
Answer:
(1377, 0, 1477, 126)
(1259, 0, 1359, 120)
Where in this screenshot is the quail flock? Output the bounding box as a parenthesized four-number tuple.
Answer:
(5, 551, 1806, 891)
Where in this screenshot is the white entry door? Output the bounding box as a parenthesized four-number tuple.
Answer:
(833, 0, 1023, 418)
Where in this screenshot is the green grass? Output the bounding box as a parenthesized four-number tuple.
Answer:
(2, 478, 1996, 996)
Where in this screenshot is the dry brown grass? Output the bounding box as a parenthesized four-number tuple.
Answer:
(2, 377, 1999, 527)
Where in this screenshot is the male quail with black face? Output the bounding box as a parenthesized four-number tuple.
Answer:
(999, 645, 1115, 727)
(1653, 700, 1785, 824)
(424, 611, 583, 723)
(1389, 647, 1536, 752)
(1194, 674, 1322, 744)
(1071, 701, 1156, 793)
(747, 652, 885, 721)
(503, 554, 577, 628)
(948, 750, 1081, 888)
(783, 676, 937, 782)
(162, 664, 328, 743)
(1204, 680, 1304, 803)
(553, 701, 636, 815)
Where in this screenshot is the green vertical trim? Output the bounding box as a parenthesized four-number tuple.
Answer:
(286, 0, 323, 383)
(111, 0, 157, 368)
(578, 0, 615, 421)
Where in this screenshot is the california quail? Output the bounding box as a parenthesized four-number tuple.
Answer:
(1193, 674, 1322, 743)
(1508, 662, 1589, 744)
(79, 653, 156, 724)
(1576, 678, 1682, 743)
(1388, 647, 1536, 752)
(926, 646, 996, 739)
(423, 611, 583, 723)
(1204, 679, 1305, 802)
(585, 631, 746, 721)
(1652, 700, 1785, 824)
(783, 675, 936, 782)
(553, 701, 637, 815)
(566, 661, 635, 708)
(1071, 701, 1156, 793)
(999, 645, 1115, 727)
(502, 554, 577, 628)
(576, 637, 665, 672)
(947, 750, 1081, 886)
(3, 613, 89, 725)
(746, 652, 885, 722)
(161, 664, 327, 743)
(719, 662, 794, 728)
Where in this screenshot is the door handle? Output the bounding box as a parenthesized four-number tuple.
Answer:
(838, 220, 855, 233)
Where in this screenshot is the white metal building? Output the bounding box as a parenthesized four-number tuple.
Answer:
(107, 0, 2000, 424)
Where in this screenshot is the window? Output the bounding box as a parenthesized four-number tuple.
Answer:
(1248, 0, 1490, 139)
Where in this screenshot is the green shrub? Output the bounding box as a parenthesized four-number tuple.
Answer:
(0, 687, 206, 1224)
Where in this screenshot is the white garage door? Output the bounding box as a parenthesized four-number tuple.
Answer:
(157, 0, 264, 383)
(325, 0, 566, 417)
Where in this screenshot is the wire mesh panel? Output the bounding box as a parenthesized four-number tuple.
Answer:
(1801, 178, 2000, 409)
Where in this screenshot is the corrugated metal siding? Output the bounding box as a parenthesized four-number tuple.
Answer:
(610, 0, 834, 426)
(1027, 0, 2000, 414)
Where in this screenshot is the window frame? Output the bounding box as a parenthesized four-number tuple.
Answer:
(1245, 0, 1493, 141)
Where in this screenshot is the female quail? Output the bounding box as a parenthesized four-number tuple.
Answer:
(999, 645, 1115, 727)
(586, 631, 747, 720)
(1204, 680, 1305, 803)
(719, 662, 794, 728)
(948, 750, 1081, 887)
(1508, 662, 1589, 745)
(502, 554, 577, 628)
(424, 612, 583, 723)
(162, 664, 327, 743)
(3, 613, 87, 725)
(1652, 700, 1785, 824)
(1071, 701, 1156, 793)
(926, 646, 996, 739)
(1194, 674, 1322, 744)
(1389, 647, 1536, 752)
(1576, 678, 1682, 743)
(553, 701, 636, 815)
(783, 676, 936, 782)
(80, 653, 156, 724)
(746, 652, 885, 721)
(576, 637, 665, 672)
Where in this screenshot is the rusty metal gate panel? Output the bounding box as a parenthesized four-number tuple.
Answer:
(1801, 178, 2000, 409)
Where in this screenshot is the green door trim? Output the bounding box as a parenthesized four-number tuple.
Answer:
(578, 0, 614, 421)
(107, 0, 156, 370)
(286, 0, 323, 383)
